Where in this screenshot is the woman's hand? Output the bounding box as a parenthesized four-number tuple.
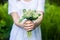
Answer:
(23, 20, 35, 31)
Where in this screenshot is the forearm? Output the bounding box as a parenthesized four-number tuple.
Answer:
(33, 11, 44, 26)
(10, 12, 23, 28)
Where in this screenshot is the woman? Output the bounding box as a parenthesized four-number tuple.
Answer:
(8, 0, 45, 40)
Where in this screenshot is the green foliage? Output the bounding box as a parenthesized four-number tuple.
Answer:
(20, 9, 40, 22)
(41, 3, 60, 40)
(49, 0, 60, 6)
(0, 3, 13, 40)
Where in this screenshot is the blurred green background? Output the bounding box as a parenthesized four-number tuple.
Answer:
(0, 0, 60, 40)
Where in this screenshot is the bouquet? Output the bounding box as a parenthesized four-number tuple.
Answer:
(19, 9, 41, 38)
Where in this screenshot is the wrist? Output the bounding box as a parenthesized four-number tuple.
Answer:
(33, 20, 40, 28)
(14, 19, 24, 28)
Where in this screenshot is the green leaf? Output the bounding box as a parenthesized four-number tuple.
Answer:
(23, 9, 26, 13)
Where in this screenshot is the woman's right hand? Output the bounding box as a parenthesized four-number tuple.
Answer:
(14, 20, 33, 31)
(23, 20, 35, 31)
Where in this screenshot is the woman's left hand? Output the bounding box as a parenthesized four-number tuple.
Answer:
(23, 20, 35, 31)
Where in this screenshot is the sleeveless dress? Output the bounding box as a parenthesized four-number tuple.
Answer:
(8, 0, 45, 40)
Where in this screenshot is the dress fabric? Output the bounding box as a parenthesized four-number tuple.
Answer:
(8, 0, 45, 40)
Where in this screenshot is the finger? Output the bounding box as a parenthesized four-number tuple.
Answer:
(29, 25, 35, 30)
(25, 21, 32, 24)
(24, 24, 31, 27)
(24, 26, 34, 30)
(29, 24, 34, 26)
(27, 26, 34, 31)
(24, 23, 33, 27)
(27, 23, 34, 27)
(24, 27, 32, 31)
(23, 22, 31, 25)
(27, 29, 33, 31)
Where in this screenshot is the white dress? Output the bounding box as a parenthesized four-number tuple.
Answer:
(8, 0, 45, 40)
